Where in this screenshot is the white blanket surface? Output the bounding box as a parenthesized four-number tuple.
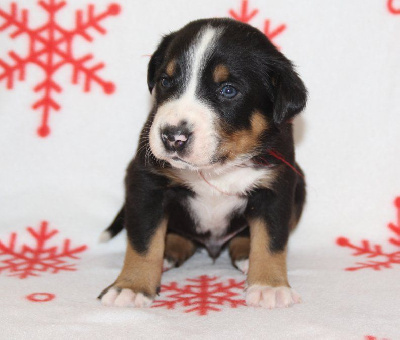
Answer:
(0, 0, 399, 339)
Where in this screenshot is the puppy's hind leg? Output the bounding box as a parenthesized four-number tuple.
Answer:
(229, 228, 250, 274)
(163, 233, 196, 271)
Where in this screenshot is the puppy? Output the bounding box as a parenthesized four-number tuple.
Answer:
(99, 18, 307, 309)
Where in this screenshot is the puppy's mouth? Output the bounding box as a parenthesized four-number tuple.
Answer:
(169, 155, 212, 170)
(172, 156, 189, 163)
(167, 154, 229, 171)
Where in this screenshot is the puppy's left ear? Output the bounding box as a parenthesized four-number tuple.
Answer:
(147, 33, 175, 93)
(271, 60, 307, 125)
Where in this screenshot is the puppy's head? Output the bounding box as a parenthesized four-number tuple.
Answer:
(147, 19, 307, 170)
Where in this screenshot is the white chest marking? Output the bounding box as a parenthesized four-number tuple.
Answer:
(177, 164, 275, 237)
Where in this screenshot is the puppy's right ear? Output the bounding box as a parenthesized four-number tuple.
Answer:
(147, 33, 175, 93)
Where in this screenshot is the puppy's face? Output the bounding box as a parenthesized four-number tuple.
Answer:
(147, 19, 306, 170)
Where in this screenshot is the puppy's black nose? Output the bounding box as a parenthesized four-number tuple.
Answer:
(160, 123, 191, 152)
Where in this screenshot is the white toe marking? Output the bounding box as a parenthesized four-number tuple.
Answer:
(246, 285, 301, 309)
(114, 288, 136, 307)
(101, 288, 154, 308)
(101, 287, 118, 306)
(163, 258, 175, 272)
(134, 293, 152, 308)
(234, 259, 249, 274)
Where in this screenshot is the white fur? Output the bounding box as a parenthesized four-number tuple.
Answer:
(149, 98, 218, 169)
(234, 259, 249, 274)
(176, 163, 274, 237)
(98, 230, 111, 243)
(162, 258, 175, 272)
(100, 287, 119, 306)
(149, 27, 222, 169)
(101, 288, 153, 308)
(189, 193, 246, 237)
(184, 28, 219, 99)
(246, 285, 301, 309)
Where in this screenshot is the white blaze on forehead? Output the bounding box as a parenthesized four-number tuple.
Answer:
(149, 26, 222, 169)
(183, 26, 221, 100)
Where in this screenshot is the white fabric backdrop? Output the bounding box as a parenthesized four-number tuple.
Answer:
(0, 0, 399, 339)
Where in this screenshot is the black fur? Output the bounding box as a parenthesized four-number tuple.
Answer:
(103, 18, 307, 258)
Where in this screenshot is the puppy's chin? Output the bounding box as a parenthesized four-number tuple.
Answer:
(168, 157, 198, 170)
(160, 156, 213, 171)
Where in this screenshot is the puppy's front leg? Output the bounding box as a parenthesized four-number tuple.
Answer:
(245, 191, 301, 309)
(99, 219, 167, 307)
(99, 166, 167, 307)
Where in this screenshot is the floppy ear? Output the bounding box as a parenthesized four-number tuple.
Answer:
(147, 33, 175, 93)
(271, 61, 307, 124)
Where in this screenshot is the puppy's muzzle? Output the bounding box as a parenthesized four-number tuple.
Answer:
(160, 122, 192, 153)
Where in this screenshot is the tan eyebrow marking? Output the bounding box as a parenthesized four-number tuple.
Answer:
(166, 59, 176, 77)
(213, 64, 230, 83)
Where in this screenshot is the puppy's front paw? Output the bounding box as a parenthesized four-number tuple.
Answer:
(246, 285, 301, 309)
(100, 287, 153, 308)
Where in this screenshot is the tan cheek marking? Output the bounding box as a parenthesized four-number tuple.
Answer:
(166, 59, 176, 77)
(250, 111, 268, 136)
(152, 168, 191, 189)
(113, 219, 167, 297)
(219, 111, 269, 160)
(164, 233, 196, 266)
(229, 236, 250, 263)
(247, 218, 289, 287)
(213, 64, 230, 83)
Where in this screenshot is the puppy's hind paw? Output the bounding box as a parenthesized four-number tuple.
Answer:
(246, 285, 301, 309)
(233, 258, 249, 274)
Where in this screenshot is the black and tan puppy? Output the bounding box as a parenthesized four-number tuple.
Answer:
(99, 18, 307, 309)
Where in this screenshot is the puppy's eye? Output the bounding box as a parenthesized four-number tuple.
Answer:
(220, 85, 238, 99)
(160, 77, 172, 88)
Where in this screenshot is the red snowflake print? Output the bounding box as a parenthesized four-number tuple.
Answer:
(153, 275, 246, 316)
(0, 0, 120, 137)
(387, 0, 400, 14)
(336, 197, 400, 271)
(365, 336, 390, 340)
(26, 292, 55, 302)
(229, 0, 286, 48)
(0, 221, 87, 279)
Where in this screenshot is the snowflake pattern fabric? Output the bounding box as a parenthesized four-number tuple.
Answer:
(229, 0, 286, 48)
(0, 221, 87, 278)
(337, 197, 400, 271)
(0, 0, 399, 339)
(0, 0, 120, 137)
(387, 0, 400, 14)
(153, 275, 245, 315)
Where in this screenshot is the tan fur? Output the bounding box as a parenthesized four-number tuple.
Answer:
(229, 236, 250, 263)
(166, 59, 176, 77)
(213, 64, 229, 83)
(153, 168, 190, 188)
(219, 111, 269, 160)
(289, 207, 299, 231)
(112, 219, 167, 297)
(164, 233, 196, 266)
(247, 218, 289, 287)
